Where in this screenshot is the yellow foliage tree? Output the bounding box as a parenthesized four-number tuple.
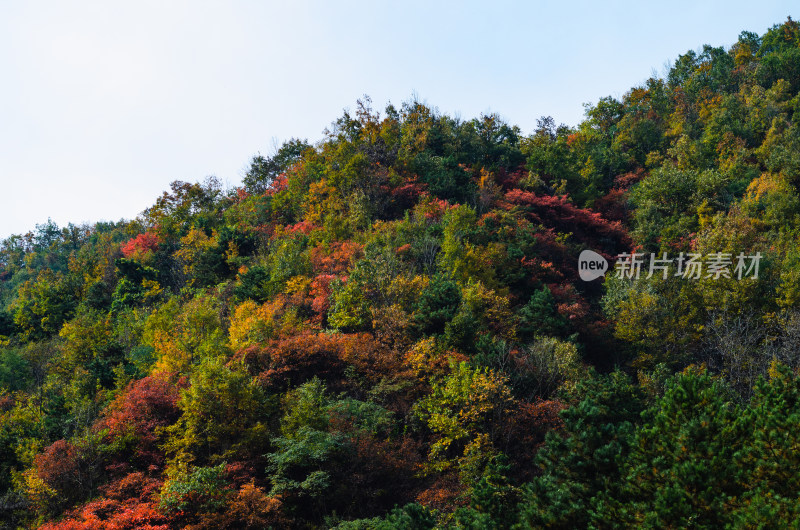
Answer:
(414, 361, 514, 474)
(144, 294, 228, 375)
(229, 298, 302, 351)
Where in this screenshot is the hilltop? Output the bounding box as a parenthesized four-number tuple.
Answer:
(2, 17, 800, 528)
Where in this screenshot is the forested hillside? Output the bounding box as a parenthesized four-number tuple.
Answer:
(2, 18, 800, 529)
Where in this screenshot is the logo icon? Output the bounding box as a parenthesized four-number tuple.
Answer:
(578, 250, 608, 281)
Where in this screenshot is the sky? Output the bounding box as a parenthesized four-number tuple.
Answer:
(1, 1, 798, 240)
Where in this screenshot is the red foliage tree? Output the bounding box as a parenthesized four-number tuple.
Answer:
(120, 232, 161, 260)
(308, 273, 337, 323)
(249, 331, 348, 391)
(285, 220, 316, 235)
(415, 472, 467, 512)
(497, 399, 565, 482)
(249, 331, 407, 395)
(310, 241, 364, 275)
(39, 473, 171, 530)
(184, 483, 290, 530)
(503, 189, 631, 252)
(97, 375, 185, 470)
(326, 420, 425, 518)
(35, 440, 83, 497)
(33, 438, 106, 519)
(592, 188, 630, 223)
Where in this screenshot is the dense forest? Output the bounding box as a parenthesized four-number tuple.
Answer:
(2, 18, 800, 529)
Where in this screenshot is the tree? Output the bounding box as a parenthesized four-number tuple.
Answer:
(164, 357, 272, 468)
(731, 363, 800, 525)
(414, 361, 514, 476)
(59, 308, 122, 389)
(12, 270, 79, 341)
(518, 286, 569, 340)
(159, 462, 229, 517)
(243, 139, 311, 195)
(517, 371, 644, 529)
(111, 258, 160, 313)
(597, 368, 745, 528)
(266, 378, 349, 520)
(327, 277, 371, 332)
(99, 374, 184, 469)
(144, 294, 229, 374)
(414, 275, 461, 335)
(25, 436, 104, 519)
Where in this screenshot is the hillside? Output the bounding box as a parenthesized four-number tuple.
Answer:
(2, 18, 800, 528)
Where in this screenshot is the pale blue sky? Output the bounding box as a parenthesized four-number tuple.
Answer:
(0, 1, 797, 239)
